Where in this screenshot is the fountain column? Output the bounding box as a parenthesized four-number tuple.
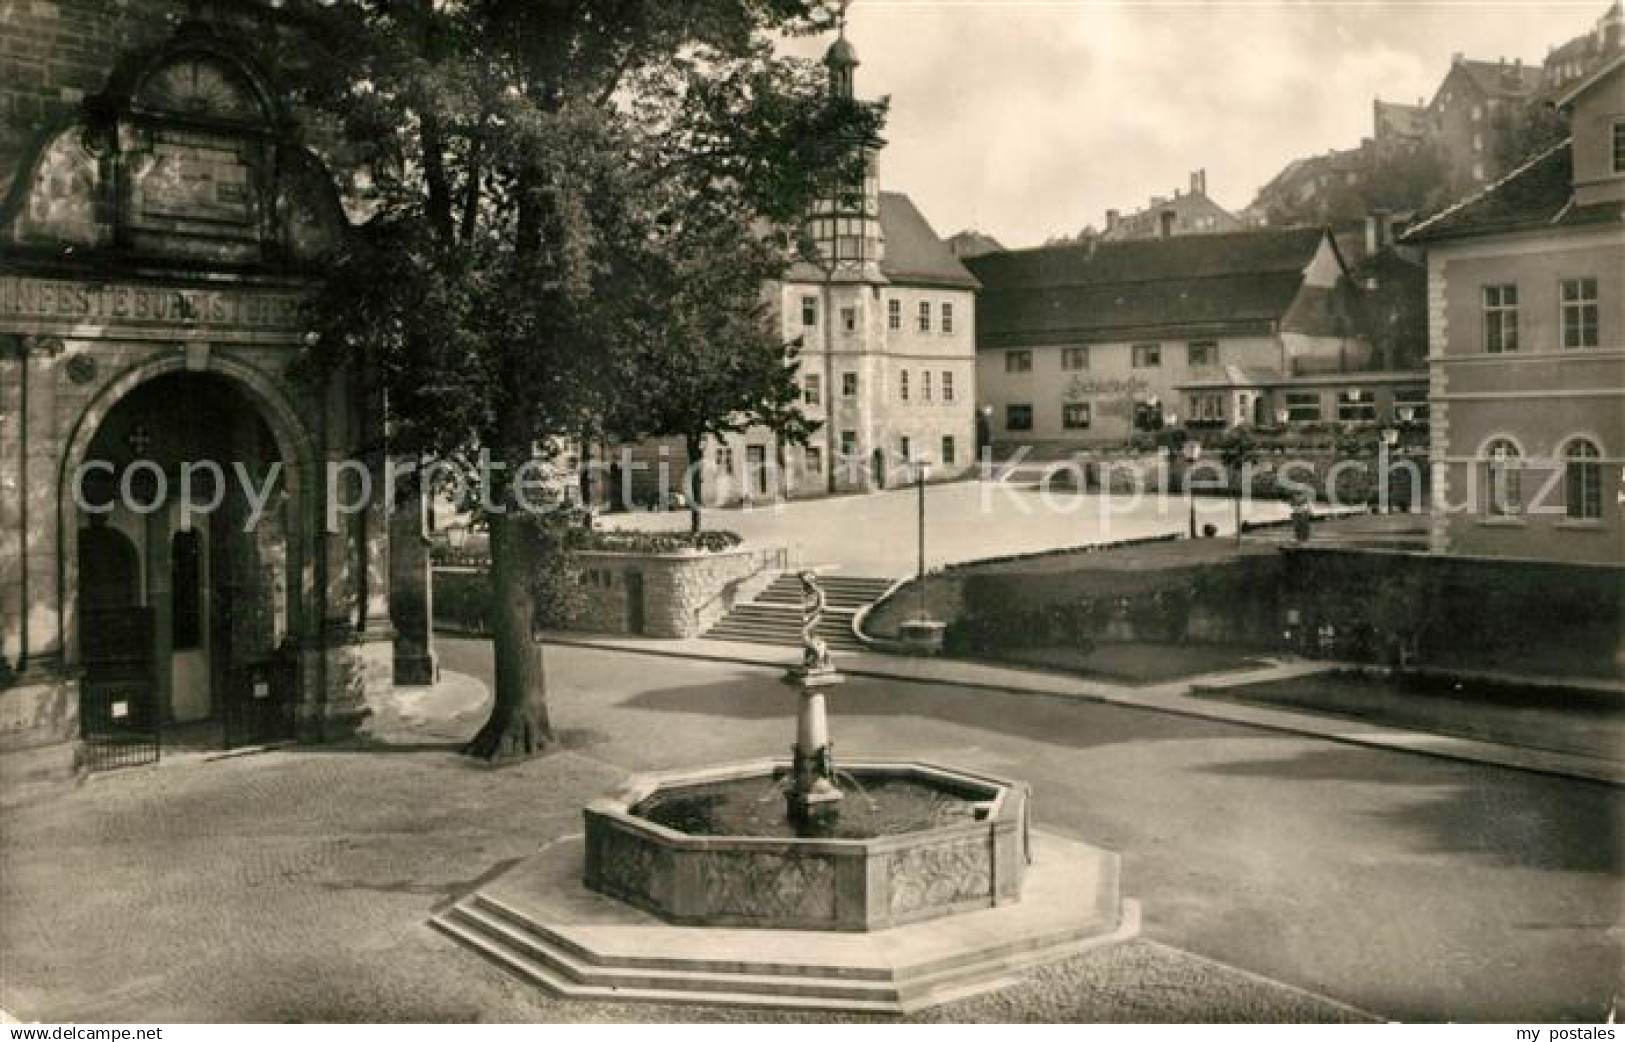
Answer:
(784, 570, 843, 824)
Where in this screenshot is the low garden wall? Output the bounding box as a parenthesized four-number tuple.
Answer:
(434, 544, 786, 640)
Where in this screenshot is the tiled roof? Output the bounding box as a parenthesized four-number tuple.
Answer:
(1178, 365, 1285, 389)
(1403, 138, 1625, 242)
(875, 191, 980, 288)
(1453, 59, 1543, 98)
(965, 227, 1332, 347)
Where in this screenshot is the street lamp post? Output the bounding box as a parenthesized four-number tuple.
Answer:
(897, 454, 945, 654)
(915, 455, 931, 620)
(1182, 438, 1202, 538)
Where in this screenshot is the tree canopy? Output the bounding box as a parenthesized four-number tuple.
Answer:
(273, 0, 885, 760)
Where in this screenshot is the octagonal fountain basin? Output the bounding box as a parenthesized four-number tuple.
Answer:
(583, 760, 1028, 933)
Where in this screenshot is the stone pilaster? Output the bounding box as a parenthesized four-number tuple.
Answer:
(20, 336, 66, 674)
(389, 475, 438, 685)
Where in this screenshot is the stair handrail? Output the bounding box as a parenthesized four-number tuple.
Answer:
(690, 546, 790, 632)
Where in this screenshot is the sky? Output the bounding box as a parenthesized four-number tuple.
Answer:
(779, 0, 1607, 249)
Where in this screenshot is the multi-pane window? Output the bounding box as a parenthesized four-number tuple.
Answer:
(1392, 387, 1429, 423)
(1561, 278, 1599, 349)
(899, 370, 910, 402)
(1614, 120, 1625, 174)
(801, 296, 818, 327)
(1189, 392, 1225, 423)
(1188, 341, 1218, 368)
(941, 370, 954, 402)
(841, 306, 857, 333)
(941, 436, 956, 466)
(1284, 392, 1322, 424)
(842, 372, 858, 398)
(899, 436, 911, 463)
(840, 430, 857, 458)
(803, 373, 821, 406)
(1132, 343, 1162, 368)
(941, 302, 954, 334)
(1484, 439, 1522, 516)
(1483, 284, 1518, 353)
(888, 298, 901, 330)
(917, 301, 931, 333)
(1062, 403, 1092, 429)
(1337, 389, 1376, 422)
(1565, 439, 1602, 520)
(804, 446, 823, 475)
(1061, 347, 1089, 371)
(922, 370, 933, 401)
(1005, 404, 1033, 431)
(716, 446, 735, 473)
(1005, 350, 1033, 373)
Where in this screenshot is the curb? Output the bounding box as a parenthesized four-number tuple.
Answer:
(528, 634, 1625, 788)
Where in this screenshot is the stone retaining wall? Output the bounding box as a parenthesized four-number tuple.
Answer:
(434, 546, 785, 640)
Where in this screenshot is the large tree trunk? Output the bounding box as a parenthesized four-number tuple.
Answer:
(463, 488, 554, 762)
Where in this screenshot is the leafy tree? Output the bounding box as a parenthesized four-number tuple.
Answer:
(1489, 99, 1567, 175)
(602, 217, 823, 533)
(278, 0, 881, 761)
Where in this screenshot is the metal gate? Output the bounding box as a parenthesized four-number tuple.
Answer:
(79, 606, 160, 772)
(81, 674, 162, 772)
(221, 653, 298, 750)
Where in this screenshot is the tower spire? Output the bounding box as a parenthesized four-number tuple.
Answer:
(824, 1, 859, 100)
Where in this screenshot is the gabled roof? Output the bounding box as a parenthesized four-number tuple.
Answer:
(875, 191, 980, 289)
(1448, 59, 1543, 99)
(965, 227, 1338, 347)
(1403, 137, 1625, 242)
(1556, 52, 1625, 107)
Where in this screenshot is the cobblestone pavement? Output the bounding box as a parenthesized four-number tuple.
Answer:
(2, 641, 1619, 1022)
(0, 730, 1367, 1023)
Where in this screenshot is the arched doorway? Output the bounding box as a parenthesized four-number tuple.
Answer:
(72, 370, 300, 759)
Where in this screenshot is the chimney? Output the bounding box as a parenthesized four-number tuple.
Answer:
(1190, 169, 1207, 196)
(1105, 208, 1120, 232)
(1158, 210, 1176, 239)
(1452, 51, 1464, 65)
(1365, 208, 1394, 255)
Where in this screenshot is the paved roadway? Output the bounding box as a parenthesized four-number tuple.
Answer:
(1, 641, 1616, 1022)
(430, 640, 1618, 1022)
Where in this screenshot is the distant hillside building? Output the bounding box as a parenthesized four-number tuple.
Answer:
(1246, 146, 1374, 226)
(966, 228, 1423, 454)
(946, 229, 1005, 260)
(1427, 54, 1544, 187)
(1373, 98, 1429, 150)
(1101, 170, 1243, 241)
(1404, 55, 1625, 566)
(1542, 1, 1623, 95)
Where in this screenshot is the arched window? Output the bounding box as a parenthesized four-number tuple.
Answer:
(1484, 439, 1521, 516)
(1565, 439, 1602, 520)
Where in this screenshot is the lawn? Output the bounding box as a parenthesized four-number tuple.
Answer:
(989, 642, 1271, 686)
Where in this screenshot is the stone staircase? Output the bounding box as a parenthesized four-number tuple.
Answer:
(701, 574, 896, 652)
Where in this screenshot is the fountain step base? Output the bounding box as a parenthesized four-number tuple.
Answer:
(431, 831, 1137, 1015)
